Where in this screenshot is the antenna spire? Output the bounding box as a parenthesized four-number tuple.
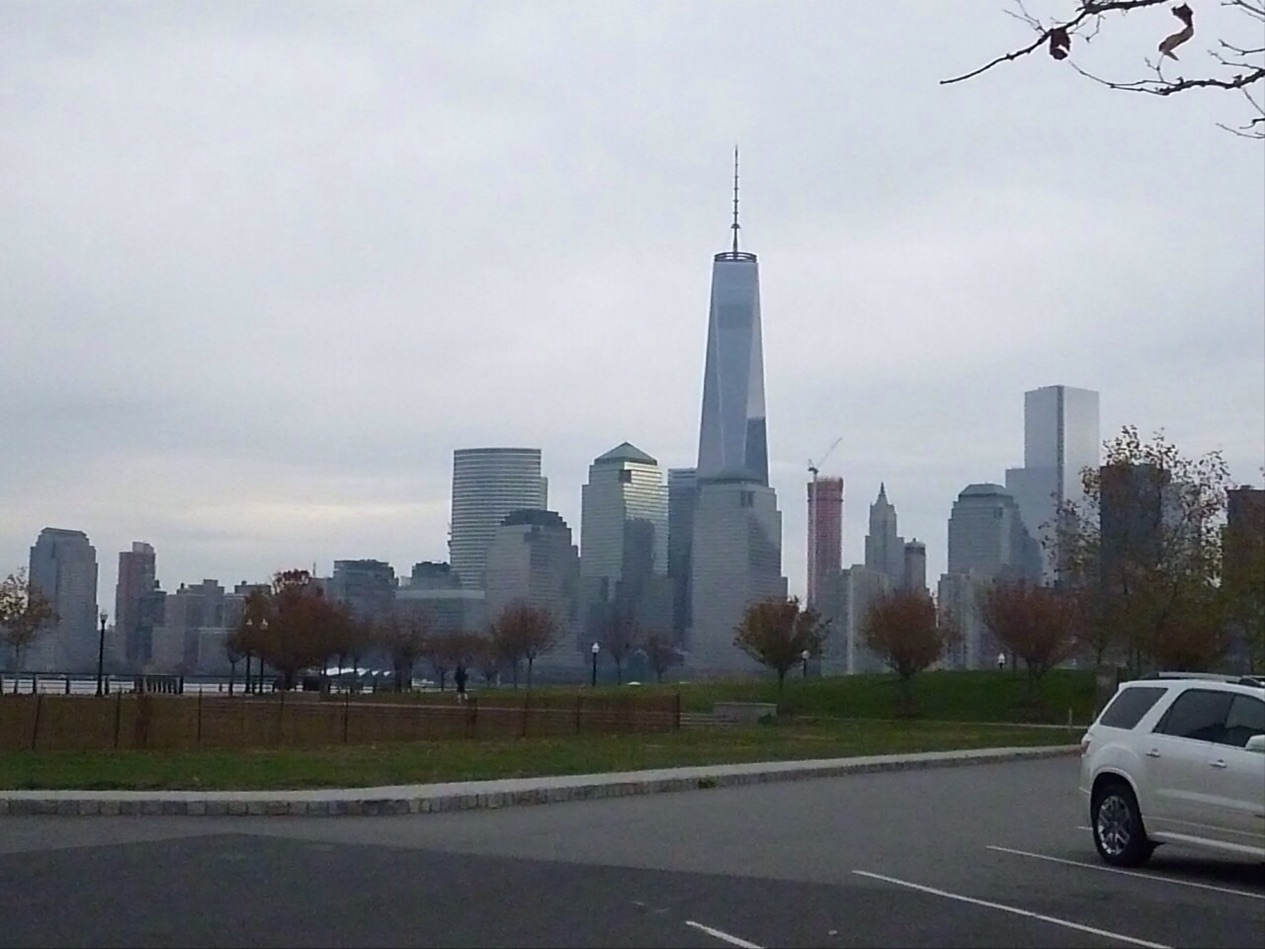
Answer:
(731, 145, 740, 254)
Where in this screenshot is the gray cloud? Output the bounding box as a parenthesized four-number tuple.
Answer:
(3, 1, 1261, 605)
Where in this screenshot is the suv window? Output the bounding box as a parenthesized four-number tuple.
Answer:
(1154, 689, 1233, 742)
(1099, 686, 1167, 729)
(1223, 694, 1265, 748)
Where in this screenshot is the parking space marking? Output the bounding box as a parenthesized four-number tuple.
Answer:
(684, 920, 763, 948)
(851, 870, 1171, 949)
(987, 845, 1265, 901)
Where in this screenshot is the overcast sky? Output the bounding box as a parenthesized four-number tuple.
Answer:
(3, 1, 1262, 611)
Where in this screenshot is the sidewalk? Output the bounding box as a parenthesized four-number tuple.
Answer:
(0, 744, 1077, 818)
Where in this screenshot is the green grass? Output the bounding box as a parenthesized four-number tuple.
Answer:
(0, 719, 1074, 791)
(610, 667, 1097, 723)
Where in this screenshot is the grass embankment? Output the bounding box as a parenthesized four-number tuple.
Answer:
(0, 718, 1073, 791)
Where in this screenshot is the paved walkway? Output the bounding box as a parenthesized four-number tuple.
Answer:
(0, 744, 1077, 817)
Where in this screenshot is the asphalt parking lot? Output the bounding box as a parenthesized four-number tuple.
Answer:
(1, 757, 1261, 948)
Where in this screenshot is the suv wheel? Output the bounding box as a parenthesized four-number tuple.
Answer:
(1092, 781, 1153, 867)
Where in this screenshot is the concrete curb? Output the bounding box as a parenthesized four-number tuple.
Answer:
(0, 744, 1079, 818)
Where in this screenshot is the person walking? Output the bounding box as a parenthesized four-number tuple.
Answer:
(454, 663, 469, 702)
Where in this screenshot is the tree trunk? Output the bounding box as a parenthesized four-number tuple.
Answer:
(527, 657, 535, 689)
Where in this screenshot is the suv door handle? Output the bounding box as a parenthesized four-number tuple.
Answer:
(1145, 749, 1161, 758)
(1209, 759, 1228, 769)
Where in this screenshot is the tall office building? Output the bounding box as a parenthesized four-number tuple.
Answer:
(807, 477, 844, 609)
(864, 484, 905, 586)
(818, 564, 892, 676)
(686, 153, 785, 670)
(696, 151, 769, 485)
(580, 443, 671, 639)
(1098, 462, 1171, 591)
(27, 528, 99, 671)
(667, 467, 698, 641)
(485, 509, 581, 657)
(115, 542, 156, 665)
(1005, 385, 1100, 582)
(449, 448, 548, 591)
(947, 483, 1040, 581)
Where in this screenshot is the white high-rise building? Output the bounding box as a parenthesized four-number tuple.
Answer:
(579, 443, 671, 638)
(449, 448, 548, 591)
(27, 528, 99, 672)
(818, 564, 893, 676)
(1005, 385, 1100, 582)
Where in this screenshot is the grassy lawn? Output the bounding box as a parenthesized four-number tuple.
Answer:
(0, 719, 1076, 791)
(547, 667, 1097, 723)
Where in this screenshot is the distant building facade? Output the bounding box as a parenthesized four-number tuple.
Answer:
(115, 541, 157, 667)
(579, 443, 671, 646)
(947, 483, 1040, 581)
(328, 559, 397, 622)
(807, 476, 844, 609)
(667, 467, 699, 642)
(864, 484, 905, 587)
(26, 528, 99, 672)
(484, 509, 581, 656)
(687, 475, 786, 672)
(449, 448, 548, 591)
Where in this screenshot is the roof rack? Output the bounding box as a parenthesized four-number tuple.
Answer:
(1135, 671, 1264, 688)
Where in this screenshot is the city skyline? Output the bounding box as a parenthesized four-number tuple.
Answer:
(3, 4, 1262, 614)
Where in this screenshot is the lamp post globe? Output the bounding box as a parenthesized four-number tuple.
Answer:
(590, 641, 600, 687)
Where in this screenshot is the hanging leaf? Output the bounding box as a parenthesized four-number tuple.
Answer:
(1048, 27, 1071, 61)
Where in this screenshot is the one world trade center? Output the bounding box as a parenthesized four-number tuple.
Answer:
(696, 150, 768, 484)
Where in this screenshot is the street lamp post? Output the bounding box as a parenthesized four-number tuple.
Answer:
(256, 619, 269, 693)
(591, 641, 601, 687)
(96, 610, 108, 696)
(997, 652, 1007, 672)
(801, 648, 810, 680)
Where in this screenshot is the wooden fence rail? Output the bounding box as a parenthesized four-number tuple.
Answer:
(0, 692, 682, 752)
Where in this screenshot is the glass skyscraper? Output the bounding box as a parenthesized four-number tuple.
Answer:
(696, 155, 769, 484)
(448, 448, 548, 591)
(1004, 385, 1100, 582)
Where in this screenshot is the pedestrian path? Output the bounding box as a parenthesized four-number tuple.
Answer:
(0, 744, 1077, 818)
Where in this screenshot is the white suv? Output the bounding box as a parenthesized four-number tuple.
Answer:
(1079, 674, 1265, 867)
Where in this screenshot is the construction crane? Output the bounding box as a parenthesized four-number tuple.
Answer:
(806, 436, 843, 608)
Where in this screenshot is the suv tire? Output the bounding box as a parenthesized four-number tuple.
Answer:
(1091, 781, 1154, 867)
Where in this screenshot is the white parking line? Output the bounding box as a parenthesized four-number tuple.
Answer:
(851, 870, 1171, 949)
(684, 920, 764, 948)
(987, 845, 1265, 901)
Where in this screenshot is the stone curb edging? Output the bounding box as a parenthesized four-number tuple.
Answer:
(0, 745, 1079, 818)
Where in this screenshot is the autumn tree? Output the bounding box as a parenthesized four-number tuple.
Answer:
(491, 601, 560, 689)
(0, 569, 57, 672)
(256, 569, 341, 690)
(979, 580, 1082, 702)
(376, 611, 429, 691)
(863, 589, 960, 710)
(1055, 426, 1233, 674)
(733, 596, 830, 703)
(642, 630, 680, 685)
(943, 1, 1265, 137)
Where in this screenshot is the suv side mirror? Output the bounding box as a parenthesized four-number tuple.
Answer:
(1245, 734, 1265, 754)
